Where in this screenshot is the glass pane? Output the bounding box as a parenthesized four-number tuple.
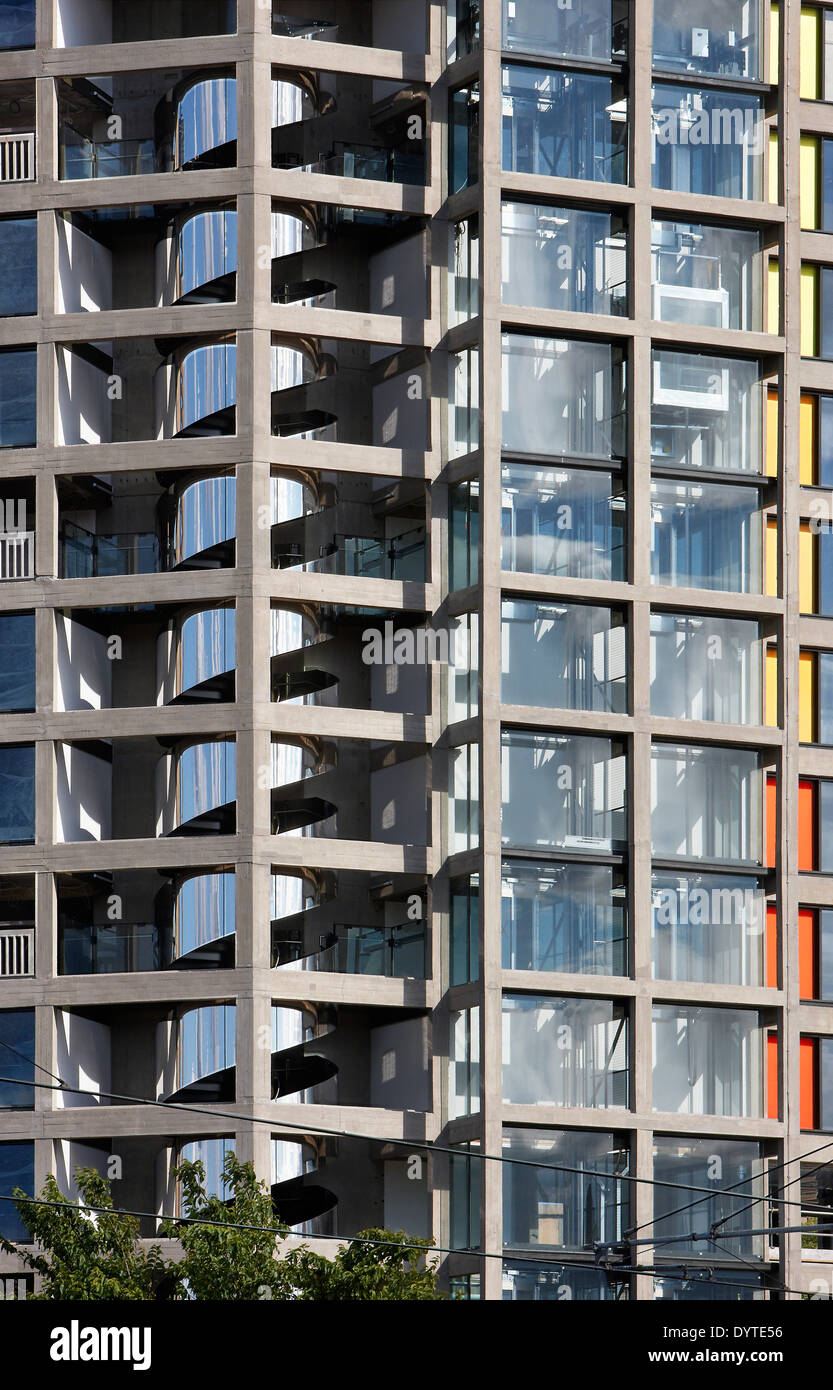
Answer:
(651, 870, 767, 984)
(449, 347, 479, 458)
(449, 1007, 480, 1118)
(503, 1261, 624, 1300)
(652, 85, 765, 200)
(450, 876, 479, 985)
(0, 1009, 34, 1108)
(650, 477, 763, 593)
(651, 220, 763, 332)
(0, 745, 34, 843)
(652, 1003, 765, 1117)
(821, 910, 833, 1004)
(501, 462, 626, 581)
(450, 86, 479, 194)
(652, 350, 763, 472)
(501, 730, 627, 853)
(819, 652, 833, 744)
(823, 139, 833, 233)
(650, 612, 763, 723)
(653, 0, 761, 81)
(0, 613, 35, 712)
(822, 268, 833, 360)
(651, 743, 763, 864)
(501, 65, 628, 185)
(0, 349, 36, 449)
(502, 994, 629, 1107)
(502, 0, 624, 61)
(0, 1142, 34, 1239)
(450, 216, 479, 325)
(0, 218, 36, 316)
(822, 1038, 833, 1131)
(0, 0, 35, 50)
(502, 598, 627, 713)
(502, 202, 627, 316)
(502, 858, 627, 976)
(821, 529, 833, 616)
(502, 334, 626, 460)
(653, 1137, 767, 1260)
(820, 395, 833, 488)
(820, 779, 833, 872)
(502, 1128, 629, 1250)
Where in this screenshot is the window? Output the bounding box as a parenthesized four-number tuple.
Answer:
(449, 1143, 481, 1250)
(450, 85, 479, 194)
(449, 480, 479, 589)
(502, 202, 627, 316)
(0, 1, 35, 50)
(651, 870, 768, 985)
(651, 743, 763, 864)
(502, 0, 626, 62)
(500, 462, 625, 582)
(652, 1004, 766, 1117)
(0, 745, 34, 844)
(0, 1010, 34, 1108)
(502, 334, 626, 461)
(0, 1143, 33, 1240)
(800, 1035, 833, 1130)
(800, 4, 833, 101)
(501, 731, 627, 853)
(654, 1137, 767, 1260)
(504, 1261, 624, 1300)
(0, 613, 35, 712)
(651, 219, 764, 332)
(650, 478, 764, 594)
(651, 351, 764, 473)
(501, 599, 627, 714)
(793, 908, 833, 1001)
(652, 86, 765, 200)
(653, 0, 762, 81)
(450, 217, 479, 325)
(502, 1128, 629, 1250)
(502, 858, 627, 976)
(650, 613, 764, 724)
(449, 1007, 480, 1118)
(501, 65, 628, 185)
(450, 876, 479, 985)
(502, 994, 628, 1107)
(0, 218, 36, 317)
(0, 349, 36, 449)
(449, 347, 479, 458)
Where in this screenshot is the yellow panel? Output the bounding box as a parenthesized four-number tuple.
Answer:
(800, 649, 816, 742)
(801, 5, 822, 99)
(766, 388, 780, 477)
(769, 129, 780, 203)
(768, 259, 780, 336)
(766, 645, 779, 727)
(801, 264, 819, 356)
(801, 135, 820, 228)
(800, 523, 817, 613)
(766, 518, 779, 597)
(771, 2, 781, 86)
(800, 393, 817, 485)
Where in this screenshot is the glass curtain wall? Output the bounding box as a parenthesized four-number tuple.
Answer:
(502, 731, 627, 853)
(502, 994, 629, 1107)
(652, 1004, 765, 1117)
(649, 612, 764, 724)
(502, 66, 628, 185)
(501, 202, 627, 316)
(502, 335, 626, 460)
(651, 743, 763, 863)
(502, 1127, 630, 1249)
(501, 858, 627, 976)
(501, 599, 627, 713)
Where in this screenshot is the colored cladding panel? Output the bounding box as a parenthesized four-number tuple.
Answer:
(766, 518, 778, 598)
(800, 908, 818, 999)
(801, 135, 820, 228)
(801, 5, 822, 99)
(801, 263, 819, 356)
(767, 905, 778, 988)
(800, 392, 817, 485)
(771, 2, 781, 86)
(801, 1035, 818, 1130)
(769, 130, 779, 203)
(765, 644, 778, 727)
(766, 388, 779, 477)
(799, 778, 817, 871)
(799, 649, 816, 742)
(800, 524, 816, 613)
(768, 259, 780, 336)
(767, 1031, 779, 1120)
(767, 773, 777, 867)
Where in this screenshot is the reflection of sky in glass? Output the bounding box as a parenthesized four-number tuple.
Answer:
(179, 343, 236, 431)
(650, 478, 762, 593)
(651, 870, 766, 985)
(179, 607, 234, 692)
(0, 744, 34, 842)
(502, 0, 614, 61)
(177, 1004, 235, 1089)
(175, 872, 235, 956)
(174, 474, 236, 563)
(179, 210, 236, 298)
(650, 743, 761, 862)
(178, 78, 236, 166)
(176, 741, 235, 825)
(181, 1137, 234, 1200)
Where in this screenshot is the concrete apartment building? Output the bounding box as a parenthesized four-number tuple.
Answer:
(0, 0, 833, 1303)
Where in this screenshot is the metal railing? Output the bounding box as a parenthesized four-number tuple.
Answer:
(0, 926, 34, 978)
(0, 132, 35, 182)
(0, 531, 34, 580)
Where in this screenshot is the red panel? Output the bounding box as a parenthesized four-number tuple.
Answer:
(799, 908, 818, 1000)
(766, 774, 777, 868)
(767, 1031, 779, 1120)
(799, 779, 817, 872)
(801, 1036, 818, 1130)
(766, 906, 778, 988)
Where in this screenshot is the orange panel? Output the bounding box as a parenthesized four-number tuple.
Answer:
(767, 1031, 779, 1120)
(799, 908, 818, 999)
(766, 774, 778, 867)
(766, 388, 779, 477)
(799, 778, 817, 871)
(801, 1036, 818, 1130)
(767, 905, 778, 988)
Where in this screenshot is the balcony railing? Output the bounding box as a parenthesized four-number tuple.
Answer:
(60, 520, 159, 578)
(275, 923, 426, 978)
(294, 145, 425, 185)
(59, 921, 171, 975)
(0, 926, 34, 978)
(0, 532, 34, 580)
(0, 133, 35, 182)
(60, 136, 156, 181)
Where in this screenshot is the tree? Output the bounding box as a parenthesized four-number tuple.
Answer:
(2, 1157, 444, 1301)
(0, 1168, 180, 1301)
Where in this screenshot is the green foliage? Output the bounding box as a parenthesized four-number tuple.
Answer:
(4, 1157, 444, 1301)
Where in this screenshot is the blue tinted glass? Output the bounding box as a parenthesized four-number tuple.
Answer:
(820, 781, 833, 873)
(820, 530, 833, 616)
(0, 218, 36, 316)
(0, 1010, 34, 1108)
(0, 350, 36, 448)
(0, 745, 34, 843)
(824, 141, 833, 234)
(820, 396, 833, 488)
(652, 86, 764, 199)
(0, 613, 35, 711)
(0, 1143, 33, 1239)
(822, 1038, 833, 1131)
(823, 270, 833, 360)
(502, 66, 627, 184)
(821, 910, 833, 1003)
(0, 0, 35, 50)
